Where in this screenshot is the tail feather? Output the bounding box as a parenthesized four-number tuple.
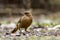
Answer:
(11, 26, 19, 33)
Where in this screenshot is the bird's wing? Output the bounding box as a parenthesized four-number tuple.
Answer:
(18, 16, 26, 23)
(18, 17, 22, 23)
(16, 17, 22, 26)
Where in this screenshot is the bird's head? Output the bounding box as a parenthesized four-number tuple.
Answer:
(24, 11, 32, 16)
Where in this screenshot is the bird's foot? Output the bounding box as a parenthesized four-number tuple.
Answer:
(26, 31, 30, 33)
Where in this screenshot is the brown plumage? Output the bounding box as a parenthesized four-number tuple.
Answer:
(11, 11, 33, 33)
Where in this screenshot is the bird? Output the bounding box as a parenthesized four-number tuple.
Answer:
(10, 11, 33, 34)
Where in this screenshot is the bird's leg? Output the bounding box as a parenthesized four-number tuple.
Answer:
(25, 28, 27, 32)
(25, 28, 30, 33)
(21, 28, 27, 35)
(19, 28, 25, 35)
(19, 28, 22, 34)
(25, 28, 29, 32)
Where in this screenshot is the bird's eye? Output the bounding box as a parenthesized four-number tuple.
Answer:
(25, 12, 29, 14)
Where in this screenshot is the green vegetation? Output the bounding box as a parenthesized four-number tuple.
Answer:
(33, 22, 58, 27)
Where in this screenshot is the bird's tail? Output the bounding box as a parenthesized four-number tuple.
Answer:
(11, 26, 19, 33)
